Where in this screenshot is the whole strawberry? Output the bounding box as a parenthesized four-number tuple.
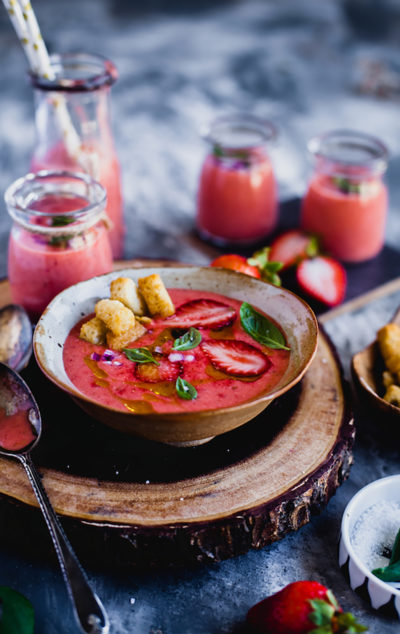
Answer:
(246, 581, 367, 634)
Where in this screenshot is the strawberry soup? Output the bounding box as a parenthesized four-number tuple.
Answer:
(63, 290, 290, 414)
(301, 130, 389, 263)
(5, 172, 113, 320)
(196, 115, 278, 245)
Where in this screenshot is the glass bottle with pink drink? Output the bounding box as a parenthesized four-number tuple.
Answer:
(30, 52, 124, 259)
(196, 115, 278, 246)
(301, 130, 389, 263)
(5, 171, 112, 321)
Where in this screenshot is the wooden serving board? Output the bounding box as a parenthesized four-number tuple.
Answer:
(0, 262, 354, 568)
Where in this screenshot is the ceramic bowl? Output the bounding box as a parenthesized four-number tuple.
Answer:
(33, 267, 318, 445)
(351, 308, 400, 423)
(339, 475, 400, 619)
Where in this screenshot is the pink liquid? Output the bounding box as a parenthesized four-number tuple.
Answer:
(301, 175, 388, 262)
(64, 289, 290, 414)
(196, 152, 278, 244)
(0, 407, 36, 451)
(31, 142, 124, 258)
(8, 194, 113, 320)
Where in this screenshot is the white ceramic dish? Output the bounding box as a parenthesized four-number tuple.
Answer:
(339, 475, 400, 619)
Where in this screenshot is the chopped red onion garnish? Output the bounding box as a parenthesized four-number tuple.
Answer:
(102, 350, 115, 361)
(184, 354, 195, 362)
(90, 352, 101, 361)
(154, 346, 163, 354)
(168, 352, 184, 363)
(113, 361, 122, 366)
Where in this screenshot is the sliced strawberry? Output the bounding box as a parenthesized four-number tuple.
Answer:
(166, 299, 237, 330)
(135, 357, 181, 383)
(210, 254, 261, 279)
(296, 255, 346, 307)
(269, 229, 318, 270)
(200, 339, 270, 377)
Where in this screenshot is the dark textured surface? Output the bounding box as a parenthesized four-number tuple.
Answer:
(0, 1, 400, 632)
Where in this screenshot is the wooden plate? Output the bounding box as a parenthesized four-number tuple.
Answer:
(0, 262, 354, 568)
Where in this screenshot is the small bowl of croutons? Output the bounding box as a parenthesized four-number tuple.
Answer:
(352, 307, 400, 425)
(33, 266, 318, 445)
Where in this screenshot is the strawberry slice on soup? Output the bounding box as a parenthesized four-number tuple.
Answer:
(201, 340, 271, 377)
(165, 299, 236, 330)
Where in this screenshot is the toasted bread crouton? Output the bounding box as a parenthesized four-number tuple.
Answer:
(137, 274, 175, 318)
(106, 321, 147, 351)
(95, 299, 135, 336)
(110, 277, 146, 316)
(383, 383, 400, 407)
(383, 370, 395, 389)
(79, 317, 107, 345)
(377, 323, 400, 381)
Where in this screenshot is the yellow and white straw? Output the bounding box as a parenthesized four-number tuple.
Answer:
(2, 0, 88, 167)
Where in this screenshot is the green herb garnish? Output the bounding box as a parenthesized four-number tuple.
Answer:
(0, 586, 34, 634)
(51, 215, 75, 227)
(332, 177, 363, 194)
(372, 560, 400, 582)
(240, 302, 290, 350)
(123, 347, 160, 365)
(173, 327, 202, 351)
(390, 527, 400, 565)
(371, 527, 400, 582)
(175, 376, 197, 400)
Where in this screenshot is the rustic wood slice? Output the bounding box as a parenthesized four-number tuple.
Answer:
(0, 263, 354, 568)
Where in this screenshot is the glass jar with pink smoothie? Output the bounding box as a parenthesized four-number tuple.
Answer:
(301, 130, 389, 263)
(196, 114, 278, 246)
(5, 171, 113, 321)
(30, 53, 124, 259)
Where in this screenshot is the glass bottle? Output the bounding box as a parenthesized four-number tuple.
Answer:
(301, 129, 389, 262)
(29, 52, 124, 259)
(196, 114, 278, 246)
(5, 170, 112, 320)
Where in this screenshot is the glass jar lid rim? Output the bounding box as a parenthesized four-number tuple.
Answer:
(30, 52, 118, 92)
(5, 170, 106, 220)
(308, 129, 389, 167)
(202, 114, 276, 149)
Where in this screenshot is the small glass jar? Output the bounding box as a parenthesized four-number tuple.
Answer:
(196, 114, 278, 246)
(301, 130, 389, 263)
(30, 52, 124, 259)
(5, 171, 112, 320)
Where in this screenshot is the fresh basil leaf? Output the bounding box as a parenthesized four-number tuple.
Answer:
(124, 347, 160, 365)
(173, 327, 202, 351)
(51, 215, 75, 227)
(240, 302, 290, 350)
(372, 559, 400, 582)
(176, 377, 197, 400)
(390, 528, 400, 565)
(0, 586, 34, 634)
(213, 145, 224, 158)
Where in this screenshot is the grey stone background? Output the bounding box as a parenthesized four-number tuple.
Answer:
(0, 0, 400, 632)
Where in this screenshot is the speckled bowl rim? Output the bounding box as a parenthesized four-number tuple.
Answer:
(33, 266, 318, 420)
(340, 474, 400, 598)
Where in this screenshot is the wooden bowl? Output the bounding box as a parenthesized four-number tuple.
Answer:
(33, 267, 318, 445)
(351, 308, 400, 422)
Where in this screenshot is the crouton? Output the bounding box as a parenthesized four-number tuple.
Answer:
(79, 317, 107, 345)
(110, 277, 146, 316)
(382, 370, 395, 389)
(383, 384, 400, 407)
(106, 321, 147, 351)
(137, 274, 175, 318)
(377, 323, 400, 381)
(95, 299, 135, 336)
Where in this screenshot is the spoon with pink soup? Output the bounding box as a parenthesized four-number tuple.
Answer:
(0, 362, 109, 633)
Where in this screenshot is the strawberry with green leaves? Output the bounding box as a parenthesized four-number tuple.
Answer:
(246, 581, 367, 634)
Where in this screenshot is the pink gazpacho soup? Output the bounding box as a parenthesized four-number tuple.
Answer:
(63, 289, 290, 414)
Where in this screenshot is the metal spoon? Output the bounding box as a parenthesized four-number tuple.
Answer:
(0, 304, 32, 372)
(0, 362, 109, 634)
